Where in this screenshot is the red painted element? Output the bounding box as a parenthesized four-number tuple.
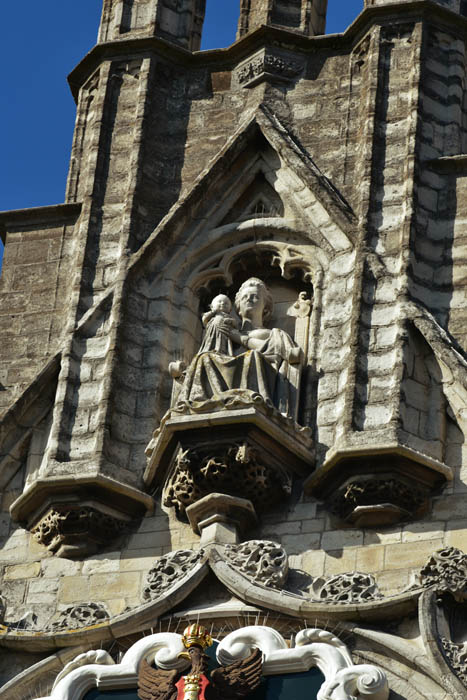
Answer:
(176, 674, 211, 700)
(176, 676, 185, 700)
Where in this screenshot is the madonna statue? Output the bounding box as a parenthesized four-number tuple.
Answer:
(176, 278, 303, 421)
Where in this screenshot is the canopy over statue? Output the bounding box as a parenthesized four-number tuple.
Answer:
(176, 278, 303, 422)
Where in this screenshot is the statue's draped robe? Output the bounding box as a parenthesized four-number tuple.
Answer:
(176, 328, 301, 420)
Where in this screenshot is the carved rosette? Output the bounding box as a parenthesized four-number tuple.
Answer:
(311, 572, 383, 604)
(51, 603, 110, 631)
(143, 549, 205, 601)
(420, 547, 467, 597)
(441, 639, 467, 688)
(222, 540, 288, 589)
(163, 444, 291, 517)
(32, 505, 128, 558)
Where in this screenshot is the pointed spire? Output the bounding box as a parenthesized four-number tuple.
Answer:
(237, 0, 327, 39)
(98, 0, 206, 50)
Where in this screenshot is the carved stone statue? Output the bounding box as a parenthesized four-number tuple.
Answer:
(199, 294, 238, 356)
(176, 278, 303, 420)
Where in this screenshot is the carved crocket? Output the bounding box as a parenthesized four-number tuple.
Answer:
(138, 624, 263, 700)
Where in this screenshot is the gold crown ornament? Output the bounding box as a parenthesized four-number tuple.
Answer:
(182, 623, 213, 651)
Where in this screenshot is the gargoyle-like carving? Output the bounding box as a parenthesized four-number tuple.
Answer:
(311, 573, 383, 604)
(32, 505, 127, 557)
(143, 549, 205, 601)
(420, 547, 467, 598)
(441, 639, 467, 688)
(51, 603, 110, 631)
(52, 650, 115, 689)
(223, 540, 288, 589)
(163, 444, 291, 516)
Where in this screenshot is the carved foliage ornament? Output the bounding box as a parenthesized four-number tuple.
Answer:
(32, 505, 127, 556)
(237, 50, 303, 87)
(420, 547, 467, 598)
(311, 572, 383, 605)
(143, 549, 205, 601)
(223, 540, 288, 589)
(163, 445, 291, 516)
(51, 603, 110, 631)
(441, 639, 467, 688)
(330, 478, 425, 521)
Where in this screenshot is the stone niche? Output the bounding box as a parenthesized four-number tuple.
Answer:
(145, 255, 317, 537)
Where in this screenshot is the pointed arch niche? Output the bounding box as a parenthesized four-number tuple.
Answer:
(172, 220, 328, 429)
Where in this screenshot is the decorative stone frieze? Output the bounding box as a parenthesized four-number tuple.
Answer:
(143, 549, 205, 601)
(222, 540, 288, 589)
(236, 49, 304, 89)
(163, 443, 292, 517)
(311, 572, 383, 604)
(441, 639, 467, 688)
(51, 603, 110, 631)
(31, 505, 128, 558)
(420, 547, 467, 597)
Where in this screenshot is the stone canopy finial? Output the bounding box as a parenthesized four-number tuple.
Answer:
(237, 0, 328, 40)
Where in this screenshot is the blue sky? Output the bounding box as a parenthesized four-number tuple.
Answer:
(0, 1, 363, 272)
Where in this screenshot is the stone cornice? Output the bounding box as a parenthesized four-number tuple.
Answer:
(67, 1, 467, 102)
(0, 203, 82, 243)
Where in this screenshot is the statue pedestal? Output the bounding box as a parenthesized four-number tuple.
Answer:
(145, 402, 314, 525)
(186, 493, 258, 544)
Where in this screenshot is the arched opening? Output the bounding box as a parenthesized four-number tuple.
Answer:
(201, 0, 239, 49)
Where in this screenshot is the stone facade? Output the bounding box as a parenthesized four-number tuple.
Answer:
(2, 1, 467, 699)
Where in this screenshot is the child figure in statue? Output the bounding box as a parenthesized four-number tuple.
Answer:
(198, 294, 237, 356)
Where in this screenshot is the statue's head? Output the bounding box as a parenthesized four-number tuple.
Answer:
(235, 278, 273, 325)
(210, 294, 232, 314)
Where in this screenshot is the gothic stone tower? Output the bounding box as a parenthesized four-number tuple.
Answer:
(1, 1, 467, 698)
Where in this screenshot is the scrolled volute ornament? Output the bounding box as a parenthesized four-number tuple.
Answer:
(322, 665, 389, 700)
(52, 650, 115, 689)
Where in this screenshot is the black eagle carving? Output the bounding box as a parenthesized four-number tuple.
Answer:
(137, 625, 263, 700)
